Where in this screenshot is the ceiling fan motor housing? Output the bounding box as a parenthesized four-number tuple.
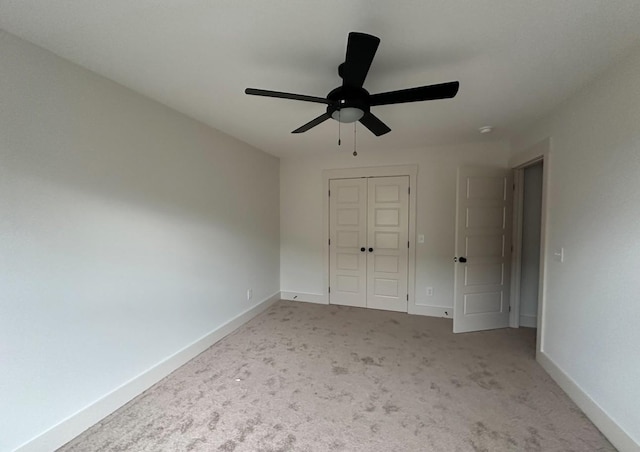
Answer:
(326, 86, 370, 118)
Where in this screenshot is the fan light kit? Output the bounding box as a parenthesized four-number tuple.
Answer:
(331, 106, 364, 123)
(245, 32, 460, 137)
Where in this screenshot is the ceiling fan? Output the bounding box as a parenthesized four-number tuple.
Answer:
(245, 32, 459, 137)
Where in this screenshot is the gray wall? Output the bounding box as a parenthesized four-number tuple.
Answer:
(0, 31, 280, 451)
(279, 143, 510, 313)
(512, 46, 640, 446)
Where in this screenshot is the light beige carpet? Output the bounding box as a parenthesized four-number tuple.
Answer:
(58, 301, 614, 451)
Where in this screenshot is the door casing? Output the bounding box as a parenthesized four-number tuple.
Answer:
(509, 138, 551, 357)
(510, 159, 544, 329)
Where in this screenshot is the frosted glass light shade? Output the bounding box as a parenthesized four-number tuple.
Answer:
(331, 107, 364, 123)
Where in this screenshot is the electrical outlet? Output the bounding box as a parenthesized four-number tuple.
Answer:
(418, 234, 425, 244)
(247, 289, 253, 300)
(426, 287, 434, 296)
(553, 248, 564, 262)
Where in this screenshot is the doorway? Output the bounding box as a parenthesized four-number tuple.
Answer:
(511, 158, 545, 330)
(516, 161, 543, 327)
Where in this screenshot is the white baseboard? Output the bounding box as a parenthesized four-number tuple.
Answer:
(15, 292, 281, 452)
(409, 304, 453, 318)
(283, 293, 453, 320)
(281, 291, 327, 304)
(537, 351, 638, 452)
(519, 314, 537, 328)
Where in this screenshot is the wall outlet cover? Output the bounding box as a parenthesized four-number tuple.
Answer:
(553, 248, 564, 262)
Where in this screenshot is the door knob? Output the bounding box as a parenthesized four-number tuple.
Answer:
(368, 247, 374, 252)
(360, 247, 366, 252)
(458, 257, 467, 263)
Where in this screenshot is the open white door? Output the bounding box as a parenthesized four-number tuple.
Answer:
(454, 167, 513, 333)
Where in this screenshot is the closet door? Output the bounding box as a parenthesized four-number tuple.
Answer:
(329, 178, 367, 307)
(366, 176, 409, 312)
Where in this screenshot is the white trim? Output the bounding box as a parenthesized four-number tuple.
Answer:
(510, 167, 524, 328)
(536, 146, 550, 353)
(322, 165, 418, 312)
(518, 314, 537, 328)
(509, 137, 550, 168)
(509, 138, 550, 355)
(510, 156, 545, 328)
(15, 292, 281, 452)
(280, 291, 327, 304)
(537, 352, 639, 452)
(410, 304, 453, 319)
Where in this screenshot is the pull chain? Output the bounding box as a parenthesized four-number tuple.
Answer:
(338, 111, 341, 146)
(353, 122, 358, 156)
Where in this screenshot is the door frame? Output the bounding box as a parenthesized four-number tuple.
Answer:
(323, 165, 418, 310)
(509, 138, 551, 356)
(509, 159, 543, 329)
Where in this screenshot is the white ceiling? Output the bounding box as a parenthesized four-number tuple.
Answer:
(1, 1, 640, 157)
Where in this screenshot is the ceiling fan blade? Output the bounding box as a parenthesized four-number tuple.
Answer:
(369, 81, 460, 106)
(359, 112, 391, 136)
(292, 112, 332, 133)
(342, 32, 380, 88)
(245, 88, 330, 104)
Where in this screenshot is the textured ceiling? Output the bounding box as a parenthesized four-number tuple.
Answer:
(1, 0, 640, 157)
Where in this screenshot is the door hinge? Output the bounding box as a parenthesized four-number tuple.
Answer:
(513, 184, 515, 190)
(328, 286, 331, 293)
(509, 305, 511, 312)
(329, 238, 331, 246)
(406, 294, 409, 301)
(408, 187, 410, 194)
(407, 241, 410, 248)
(328, 189, 331, 197)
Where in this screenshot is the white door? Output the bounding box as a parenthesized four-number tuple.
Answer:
(454, 167, 513, 333)
(366, 176, 409, 312)
(329, 178, 367, 307)
(329, 176, 409, 312)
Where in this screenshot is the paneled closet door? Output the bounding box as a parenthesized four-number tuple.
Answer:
(329, 178, 367, 307)
(366, 176, 409, 312)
